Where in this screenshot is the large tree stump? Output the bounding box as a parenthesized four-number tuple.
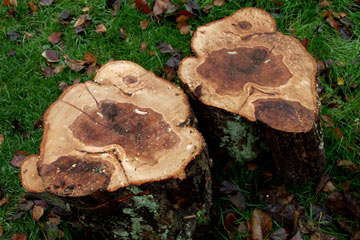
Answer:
(178, 8, 325, 184)
(20, 61, 212, 239)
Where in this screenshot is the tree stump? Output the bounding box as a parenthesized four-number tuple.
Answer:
(178, 8, 325, 184)
(20, 61, 212, 239)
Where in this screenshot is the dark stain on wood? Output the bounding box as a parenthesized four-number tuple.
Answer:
(197, 47, 292, 95)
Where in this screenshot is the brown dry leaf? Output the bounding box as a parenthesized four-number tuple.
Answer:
(10, 151, 28, 168)
(74, 14, 91, 27)
(12, 233, 27, 240)
(39, 0, 53, 6)
(326, 192, 360, 219)
(32, 205, 44, 222)
(338, 160, 359, 172)
(72, 78, 81, 85)
(53, 65, 66, 74)
(0, 225, 3, 238)
(140, 41, 147, 51)
(213, 0, 226, 6)
(86, 64, 99, 77)
(339, 181, 351, 191)
(224, 212, 240, 235)
(3, 0, 11, 6)
(320, 1, 333, 7)
(58, 82, 68, 91)
(43, 67, 54, 77)
(83, 52, 97, 65)
(315, 175, 330, 195)
(148, 50, 156, 56)
(176, 15, 191, 35)
(119, 27, 127, 39)
(160, 65, 175, 81)
(261, 170, 273, 178)
(259, 185, 294, 205)
(48, 32, 62, 44)
(139, 20, 149, 30)
(323, 181, 337, 192)
(247, 162, 259, 171)
(251, 209, 272, 240)
(0, 134, 4, 145)
(153, 0, 176, 16)
(0, 196, 9, 207)
(41, 50, 60, 62)
(300, 38, 309, 49)
(24, 31, 34, 38)
(9, 0, 17, 7)
(64, 55, 85, 72)
(321, 115, 334, 127)
(95, 24, 107, 33)
(332, 127, 343, 140)
(135, 0, 151, 14)
(81, 7, 90, 12)
(327, 17, 339, 31)
(28, 1, 37, 13)
(337, 77, 345, 86)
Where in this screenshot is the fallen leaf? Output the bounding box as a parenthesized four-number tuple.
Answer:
(74, 14, 91, 27)
(53, 64, 66, 74)
(259, 185, 294, 205)
(86, 64, 99, 77)
(261, 170, 273, 178)
(24, 31, 34, 38)
(43, 67, 54, 77)
(153, 0, 176, 16)
(12, 211, 24, 221)
(10, 151, 28, 168)
(219, 181, 238, 196)
(48, 32, 62, 44)
(337, 77, 345, 85)
(140, 41, 147, 51)
(299, 218, 337, 240)
(224, 212, 240, 235)
(11, 233, 26, 240)
(332, 127, 343, 140)
(7, 31, 21, 41)
(353, 232, 360, 240)
(323, 180, 337, 192)
(0, 134, 4, 145)
(81, 7, 90, 12)
(290, 230, 303, 240)
(119, 27, 127, 39)
(230, 191, 246, 210)
(338, 160, 359, 172)
(213, 0, 226, 6)
(72, 78, 81, 84)
(135, 0, 151, 14)
(300, 38, 309, 49)
(176, 15, 191, 35)
(251, 209, 272, 240)
(160, 65, 175, 81)
(147, 50, 156, 56)
(95, 24, 107, 33)
(64, 55, 85, 72)
(270, 228, 288, 240)
(320, 1, 333, 7)
(265, 204, 305, 228)
(139, 20, 149, 30)
(326, 192, 360, 219)
(18, 200, 34, 211)
(74, 26, 85, 35)
(157, 42, 179, 54)
(83, 52, 97, 65)
(42, 50, 60, 62)
(58, 82, 68, 91)
(166, 53, 180, 68)
(184, 0, 201, 14)
(327, 17, 339, 31)
(0, 225, 3, 237)
(320, 115, 334, 127)
(3, 0, 11, 6)
(315, 175, 331, 195)
(39, 0, 53, 6)
(32, 205, 44, 222)
(9, 0, 16, 7)
(33, 119, 43, 130)
(247, 162, 259, 171)
(339, 181, 351, 191)
(0, 196, 9, 207)
(59, 9, 71, 20)
(28, 1, 37, 13)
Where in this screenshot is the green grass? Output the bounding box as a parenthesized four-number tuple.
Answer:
(1, 0, 360, 239)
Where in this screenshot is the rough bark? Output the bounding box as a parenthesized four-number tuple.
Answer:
(20, 61, 212, 239)
(178, 8, 325, 183)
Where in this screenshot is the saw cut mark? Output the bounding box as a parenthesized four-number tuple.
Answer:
(197, 46, 293, 96)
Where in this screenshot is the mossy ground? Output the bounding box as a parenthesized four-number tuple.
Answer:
(1, 0, 359, 239)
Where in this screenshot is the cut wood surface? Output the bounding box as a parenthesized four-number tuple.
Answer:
(179, 7, 318, 133)
(179, 8, 325, 183)
(21, 61, 212, 239)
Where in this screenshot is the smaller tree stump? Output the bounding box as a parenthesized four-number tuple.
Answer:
(21, 61, 212, 239)
(178, 8, 325, 183)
